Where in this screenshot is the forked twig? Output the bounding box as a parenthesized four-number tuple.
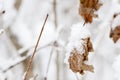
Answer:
(23, 14, 49, 80)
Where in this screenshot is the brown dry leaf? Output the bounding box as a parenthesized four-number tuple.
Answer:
(68, 49, 94, 75)
(68, 37, 94, 75)
(79, 0, 102, 23)
(110, 26, 120, 43)
(68, 49, 84, 74)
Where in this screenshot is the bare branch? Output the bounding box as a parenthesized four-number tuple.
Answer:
(23, 14, 49, 80)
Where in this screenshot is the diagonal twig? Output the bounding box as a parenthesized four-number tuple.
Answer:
(23, 14, 49, 80)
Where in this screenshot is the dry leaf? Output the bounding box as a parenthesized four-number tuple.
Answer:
(68, 49, 84, 74)
(79, 0, 102, 23)
(68, 49, 94, 75)
(110, 26, 120, 43)
(68, 37, 94, 75)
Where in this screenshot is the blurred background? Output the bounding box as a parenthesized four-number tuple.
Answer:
(0, 0, 120, 80)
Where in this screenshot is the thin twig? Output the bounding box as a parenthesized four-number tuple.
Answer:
(56, 49, 60, 80)
(53, 0, 57, 28)
(53, 0, 60, 80)
(44, 46, 54, 80)
(2, 42, 53, 73)
(18, 41, 53, 56)
(2, 55, 30, 73)
(23, 14, 49, 80)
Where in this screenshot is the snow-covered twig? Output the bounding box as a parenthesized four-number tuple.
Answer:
(2, 55, 30, 73)
(23, 14, 49, 80)
(0, 41, 56, 73)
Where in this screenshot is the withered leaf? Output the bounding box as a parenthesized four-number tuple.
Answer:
(110, 26, 120, 43)
(68, 49, 94, 75)
(69, 49, 84, 73)
(68, 37, 94, 75)
(79, 0, 102, 23)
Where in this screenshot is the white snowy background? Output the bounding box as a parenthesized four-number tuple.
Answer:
(0, 0, 120, 80)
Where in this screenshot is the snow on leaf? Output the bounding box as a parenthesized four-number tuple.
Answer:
(65, 23, 94, 75)
(68, 48, 94, 75)
(110, 25, 120, 43)
(110, 13, 120, 43)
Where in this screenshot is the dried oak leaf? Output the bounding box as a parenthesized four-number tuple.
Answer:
(110, 26, 120, 43)
(79, 0, 102, 23)
(68, 49, 94, 75)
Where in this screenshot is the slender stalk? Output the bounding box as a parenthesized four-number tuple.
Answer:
(23, 14, 49, 80)
(53, 0, 58, 28)
(53, 0, 60, 80)
(56, 49, 60, 80)
(3, 55, 30, 73)
(44, 46, 54, 80)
